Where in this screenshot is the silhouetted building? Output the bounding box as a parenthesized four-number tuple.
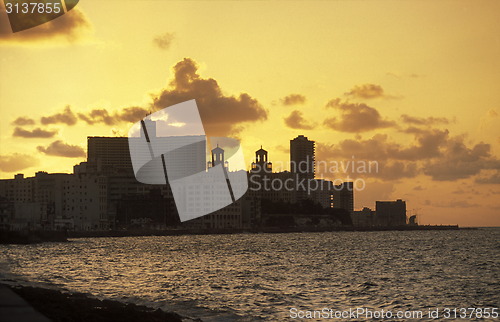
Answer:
(116, 188, 177, 229)
(290, 135, 315, 179)
(352, 207, 375, 227)
(408, 214, 418, 226)
(207, 144, 228, 169)
(249, 147, 295, 204)
(331, 182, 354, 214)
(376, 199, 407, 226)
(88, 134, 206, 178)
(0, 197, 14, 230)
(0, 128, 210, 230)
(87, 137, 132, 175)
(0, 132, 353, 231)
(290, 135, 315, 201)
(310, 179, 334, 209)
(185, 146, 254, 229)
(0, 171, 106, 230)
(185, 192, 262, 230)
(86, 127, 207, 228)
(251, 146, 272, 174)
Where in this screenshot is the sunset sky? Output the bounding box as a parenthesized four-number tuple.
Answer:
(1, 1, 499, 226)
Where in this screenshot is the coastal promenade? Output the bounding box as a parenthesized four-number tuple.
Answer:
(0, 286, 50, 322)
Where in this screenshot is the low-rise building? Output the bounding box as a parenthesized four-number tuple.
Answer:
(375, 199, 407, 226)
(351, 207, 375, 227)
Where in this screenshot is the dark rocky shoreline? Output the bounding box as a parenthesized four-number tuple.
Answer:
(6, 284, 193, 322)
(0, 230, 68, 244)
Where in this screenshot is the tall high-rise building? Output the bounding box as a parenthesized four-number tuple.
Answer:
(290, 135, 315, 179)
(331, 182, 354, 214)
(87, 137, 132, 174)
(290, 135, 315, 200)
(88, 127, 206, 179)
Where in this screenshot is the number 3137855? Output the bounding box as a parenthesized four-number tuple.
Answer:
(5, 2, 62, 14)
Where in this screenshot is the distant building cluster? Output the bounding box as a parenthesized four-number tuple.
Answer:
(248, 135, 353, 212)
(351, 200, 409, 227)
(0, 124, 410, 231)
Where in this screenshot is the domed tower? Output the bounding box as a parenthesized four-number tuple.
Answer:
(212, 145, 224, 166)
(208, 144, 229, 169)
(251, 146, 272, 173)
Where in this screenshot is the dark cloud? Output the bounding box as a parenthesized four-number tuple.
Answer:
(33, 59, 265, 134)
(0, 153, 39, 172)
(0, 7, 91, 44)
(284, 110, 315, 130)
(316, 149, 419, 181)
(78, 109, 116, 125)
(41, 106, 78, 125)
(78, 106, 148, 125)
(317, 127, 500, 182)
(37, 140, 85, 158)
(13, 127, 57, 138)
(316, 137, 420, 180)
(317, 129, 447, 162)
(323, 99, 395, 132)
(36, 105, 148, 127)
(152, 58, 267, 136)
(281, 94, 306, 106)
(11, 116, 35, 126)
(393, 129, 448, 160)
(118, 106, 149, 123)
(401, 114, 450, 126)
(476, 172, 500, 184)
(317, 134, 394, 161)
(423, 138, 500, 181)
(371, 161, 419, 180)
(153, 32, 175, 50)
(345, 84, 385, 99)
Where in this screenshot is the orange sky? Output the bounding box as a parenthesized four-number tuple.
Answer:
(1, 1, 499, 226)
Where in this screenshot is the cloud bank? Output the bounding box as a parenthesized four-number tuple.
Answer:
(0, 153, 39, 172)
(37, 140, 85, 158)
(323, 98, 395, 132)
(284, 110, 315, 130)
(13, 127, 58, 138)
(281, 94, 306, 106)
(152, 58, 267, 136)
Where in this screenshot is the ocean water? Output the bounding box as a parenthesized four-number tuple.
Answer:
(0, 229, 499, 321)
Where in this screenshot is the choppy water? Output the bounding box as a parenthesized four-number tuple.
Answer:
(1, 230, 499, 320)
